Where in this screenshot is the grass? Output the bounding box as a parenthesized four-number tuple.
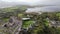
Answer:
(18, 14, 23, 17)
(2, 18, 9, 22)
(22, 20, 34, 28)
(43, 19, 49, 26)
(0, 18, 9, 25)
(56, 13, 60, 17)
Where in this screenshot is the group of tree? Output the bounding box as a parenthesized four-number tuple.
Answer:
(24, 12, 60, 34)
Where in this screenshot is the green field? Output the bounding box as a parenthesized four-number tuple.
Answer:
(22, 20, 34, 28)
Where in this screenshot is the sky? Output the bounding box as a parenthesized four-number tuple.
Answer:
(0, 0, 60, 7)
(0, 0, 60, 11)
(1, 0, 40, 3)
(0, 0, 60, 5)
(1, 0, 40, 5)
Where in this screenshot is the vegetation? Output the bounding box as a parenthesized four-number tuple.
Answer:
(22, 20, 34, 28)
(27, 12, 60, 34)
(0, 6, 60, 34)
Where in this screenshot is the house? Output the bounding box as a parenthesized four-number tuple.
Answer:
(4, 16, 22, 27)
(22, 18, 30, 20)
(49, 20, 60, 27)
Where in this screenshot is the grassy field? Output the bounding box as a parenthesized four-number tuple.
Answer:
(22, 20, 34, 28)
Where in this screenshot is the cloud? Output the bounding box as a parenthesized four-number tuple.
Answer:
(1, 0, 39, 3)
(36, 0, 60, 5)
(0, 0, 60, 5)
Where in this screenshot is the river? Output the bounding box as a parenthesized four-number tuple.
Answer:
(26, 6, 60, 13)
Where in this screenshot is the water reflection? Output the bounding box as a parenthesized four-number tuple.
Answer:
(40, 6, 60, 12)
(26, 6, 60, 12)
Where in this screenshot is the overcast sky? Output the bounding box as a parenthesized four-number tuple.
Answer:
(0, 0, 60, 5)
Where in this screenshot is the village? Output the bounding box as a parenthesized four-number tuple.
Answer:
(0, 5, 60, 34)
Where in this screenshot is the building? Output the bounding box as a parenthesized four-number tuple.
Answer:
(49, 20, 60, 27)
